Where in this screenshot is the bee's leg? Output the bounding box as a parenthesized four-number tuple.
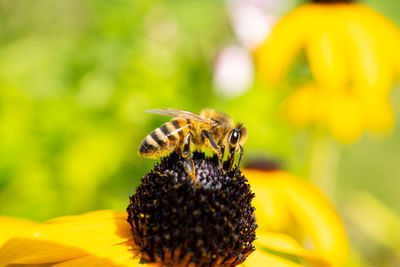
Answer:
(182, 131, 196, 183)
(220, 145, 225, 171)
(201, 130, 223, 170)
(227, 147, 235, 172)
(234, 145, 244, 176)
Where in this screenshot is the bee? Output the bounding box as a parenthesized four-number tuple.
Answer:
(138, 108, 247, 182)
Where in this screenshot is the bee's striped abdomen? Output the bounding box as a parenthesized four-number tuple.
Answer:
(138, 119, 188, 158)
(160, 123, 177, 143)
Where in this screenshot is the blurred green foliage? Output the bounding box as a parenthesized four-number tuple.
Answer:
(0, 2, 400, 265)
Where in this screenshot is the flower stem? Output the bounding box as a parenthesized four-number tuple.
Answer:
(308, 134, 341, 197)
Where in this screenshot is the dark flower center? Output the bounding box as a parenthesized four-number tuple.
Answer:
(127, 152, 257, 267)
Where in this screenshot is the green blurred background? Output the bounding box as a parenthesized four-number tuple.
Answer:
(0, 0, 399, 266)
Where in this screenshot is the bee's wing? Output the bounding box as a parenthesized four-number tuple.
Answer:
(146, 108, 216, 125)
(170, 123, 191, 135)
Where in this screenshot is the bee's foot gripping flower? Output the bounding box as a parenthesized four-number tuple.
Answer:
(127, 152, 257, 267)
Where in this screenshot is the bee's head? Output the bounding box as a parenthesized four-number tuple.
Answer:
(228, 123, 247, 152)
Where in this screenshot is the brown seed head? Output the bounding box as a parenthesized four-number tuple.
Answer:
(127, 152, 257, 267)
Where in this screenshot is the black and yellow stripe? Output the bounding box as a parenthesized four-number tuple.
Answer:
(171, 119, 184, 140)
(138, 118, 189, 158)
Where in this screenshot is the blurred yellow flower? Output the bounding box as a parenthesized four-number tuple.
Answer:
(243, 167, 349, 267)
(0, 216, 37, 248)
(284, 83, 394, 142)
(255, 1, 400, 95)
(0, 210, 327, 267)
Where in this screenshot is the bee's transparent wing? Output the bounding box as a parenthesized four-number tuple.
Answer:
(146, 108, 216, 125)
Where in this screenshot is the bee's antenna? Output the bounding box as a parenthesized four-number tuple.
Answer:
(235, 122, 243, 129)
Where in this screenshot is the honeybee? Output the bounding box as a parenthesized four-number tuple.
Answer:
(139, 108, 247, 182)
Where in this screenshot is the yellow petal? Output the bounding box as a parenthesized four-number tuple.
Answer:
(244, 170, 293, 232)
(0, 210, 132, 265)
(284, 85, 314, 126)
(243, 249, 303, 267)
(343, 5, 394, 99)
(362, 99, 394, 133)
(244, 169, 349, 266)
(0, 216, 37, 248)
(255, 4, 315, 84)
(305, 5, 348, 89)
(249, 173, 291, 232)
(327, 94, 363, 143)
(0, 237, 90, 265)
(136, 262, 158, 267)
(284, 83, 326, 127)
(54, 240, 140, 267)
(255, 231, 330, 266)
(283, 175, 349, 265)
(45, 210, 127, 224)
(352, 4, 400, 79)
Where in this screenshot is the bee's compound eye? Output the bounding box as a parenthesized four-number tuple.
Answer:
(229, 130, 240, 146)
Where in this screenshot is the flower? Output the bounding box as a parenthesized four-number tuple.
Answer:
(0, 210, 315, 267)
(213, 45, 254, 99)
(0, 210, 142, 266)
(0, 216, 37, 248)
(284, 83, 394, 142)
(0, 154, 347, 266)
(126, 153, 257, 266)
(255, 0, 400, 94)
(254, 0, 400, 142)
(243, 166, 349, 267)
